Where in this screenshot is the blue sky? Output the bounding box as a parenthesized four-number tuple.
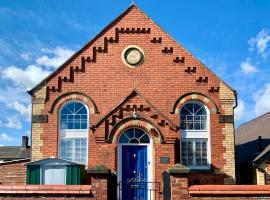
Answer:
(0, 0, 270, 146)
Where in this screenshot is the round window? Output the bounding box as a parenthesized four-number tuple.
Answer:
(121, 45, 144, 68)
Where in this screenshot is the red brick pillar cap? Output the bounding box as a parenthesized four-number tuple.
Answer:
(168, 164, 190, 174)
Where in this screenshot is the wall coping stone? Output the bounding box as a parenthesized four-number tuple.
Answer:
(168, 164, 190, 174)
(87, 165, 111, 175)
(189, 185, 270, 195)
(0, 185, 91, 194)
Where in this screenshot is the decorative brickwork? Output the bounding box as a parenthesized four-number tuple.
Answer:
(171, 92, 219, 114)
(220, 82, 236, 184)
(31, 86, 46, 160)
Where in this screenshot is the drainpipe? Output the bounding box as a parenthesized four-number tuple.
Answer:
(233, 91, 238, 109)
(233, 91, 238, 183)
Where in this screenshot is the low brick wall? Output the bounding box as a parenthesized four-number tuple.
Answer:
(189, 185, 270, 199)
(170, 173, 270, 200)
(0, 159, 29, 185)
(1, 183, 270, 200)
(0, 185, 98, 199)
(0, 170, 109, 200)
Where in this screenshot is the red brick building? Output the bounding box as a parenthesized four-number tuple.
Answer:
(27, 4, 237, 199)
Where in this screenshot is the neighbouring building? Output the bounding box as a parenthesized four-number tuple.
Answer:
(235, 112, 270, 184)
(0, 136, 30, 163)
(0, 136, 30, 185)
(253, 144, 270, 185)
(24, 4, 236, 199)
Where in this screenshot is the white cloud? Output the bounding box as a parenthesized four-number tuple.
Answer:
(235, 99, 245, 121)
(6, 116, 22, 129)
(240, 58, 257, 74)
(8, 102, 31, 121)
(0, 86, 29, 105)
(0, 133, 14, 142)
(36, 46, 74, 69)
(20, 52, 32, 61)
(2, 64, 50, 90)
(253, 83, 270, 116)
(248, 29, 270, 58)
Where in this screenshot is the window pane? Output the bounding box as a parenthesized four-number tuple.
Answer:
(181, 140, 187, 165)
(74, 122, 80, 129)
(119, 134, 129, 143)
(135, 129, 144, 138)
(140, 134, 150, 143)
(187, 141, 193, 165)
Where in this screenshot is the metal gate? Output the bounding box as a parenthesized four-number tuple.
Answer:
(118, 181, 161, 200)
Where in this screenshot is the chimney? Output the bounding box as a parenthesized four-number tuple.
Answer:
(22, 136, 29, 149)
(258, 136, 263, 152)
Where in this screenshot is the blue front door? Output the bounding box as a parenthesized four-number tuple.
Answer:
(122, 145, 148, 200)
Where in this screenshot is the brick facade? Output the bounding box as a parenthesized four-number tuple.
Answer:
(28, 4, 236, 192)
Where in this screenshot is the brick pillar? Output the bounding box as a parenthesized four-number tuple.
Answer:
(88, 167, 112, 200)
(90, 174, 108, 200)
(256, 168, 265, 185)
(168, 164, 190, 200)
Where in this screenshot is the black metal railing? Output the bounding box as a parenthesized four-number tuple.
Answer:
(118, 181, 161, 200)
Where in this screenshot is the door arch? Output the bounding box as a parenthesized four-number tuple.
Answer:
(117, 127, 153, 200)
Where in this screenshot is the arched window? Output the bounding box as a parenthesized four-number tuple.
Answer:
(60, 101, 88, 130)
(119, 128, 150, 144)
(180, 102, 207, 130)
(180, 101, 209, 169)
(59, 101, 88, 165)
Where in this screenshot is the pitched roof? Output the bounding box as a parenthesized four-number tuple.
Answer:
(28, 4, 235, 95)
(0, 158, 30, 165)
(253, 144, 270, 165)
(0, 146, 30, 160)
(235, 112, 270, 145)
(26, 157, 82, 166)
(236, 139, 270, 164)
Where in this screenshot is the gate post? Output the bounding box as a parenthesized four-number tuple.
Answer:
(88, 166, 112, 200)
(168, 164, 190, 200)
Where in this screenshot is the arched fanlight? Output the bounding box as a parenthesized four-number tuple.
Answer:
(119, 128, 150, 144)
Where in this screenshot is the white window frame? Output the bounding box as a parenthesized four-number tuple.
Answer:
(58, 100, 89, 165)
(180, 101, 211, 170)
